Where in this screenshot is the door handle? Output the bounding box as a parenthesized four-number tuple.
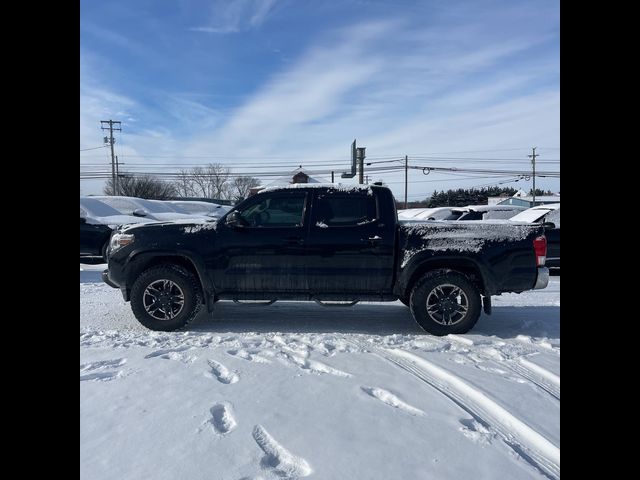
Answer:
(362, 235, 382, 245)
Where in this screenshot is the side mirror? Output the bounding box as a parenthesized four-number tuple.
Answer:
(132, 208, 148, 217)
(542, 222, 556, 229)
(225, 211, 247, 228)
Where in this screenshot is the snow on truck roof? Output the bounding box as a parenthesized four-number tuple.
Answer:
(259, 183, 377, 194)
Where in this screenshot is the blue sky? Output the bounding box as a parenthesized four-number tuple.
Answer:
(80, 0, 560, 200)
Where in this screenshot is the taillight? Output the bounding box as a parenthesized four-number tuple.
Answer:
(533, 235, 547, 266)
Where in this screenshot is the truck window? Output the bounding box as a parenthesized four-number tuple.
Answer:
(315, 194, 377, 227)
(238, 193, 306, 227)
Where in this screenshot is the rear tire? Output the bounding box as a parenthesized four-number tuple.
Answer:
(399, 296, 410, 307)
(100, 240, 109, 263)
(130, 265, 202, 331)
(409, 270, 481, 335)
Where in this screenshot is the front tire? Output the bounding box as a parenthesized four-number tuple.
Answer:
(130, 265, 202, 331)
(409, 270, 481, 335)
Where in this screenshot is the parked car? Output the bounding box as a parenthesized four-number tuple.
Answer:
(80, 216, 112, 262)
(81, 197, 156, 226)
(510, 204, 560, 269)
(104, 184, 549, 334)
(80, 197, 155, 262)
(444, 205, 527, 221)
(167, 200, 232, 220)
(397, 207, 455, 222)
(92, 196, 204, 222)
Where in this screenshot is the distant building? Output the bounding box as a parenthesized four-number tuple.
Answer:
(249, 167, 328, 196)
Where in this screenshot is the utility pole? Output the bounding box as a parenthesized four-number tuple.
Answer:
(115, 156, 120, 195)
(356, 147, 366, 184)
(101, 120, 121, 195)
(404, 155, 408, 209)
(528, 147, 538, 203)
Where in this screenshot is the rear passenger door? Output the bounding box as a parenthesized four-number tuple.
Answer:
(305, 189, 395, 296)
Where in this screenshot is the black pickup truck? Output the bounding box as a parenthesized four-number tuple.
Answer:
(103, 184, 549, 335)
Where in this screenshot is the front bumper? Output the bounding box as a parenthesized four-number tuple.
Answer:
(533, 267, 549, 289)
(102, 269, 119, 289)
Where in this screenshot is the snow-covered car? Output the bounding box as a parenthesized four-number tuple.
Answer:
(444, 205, 527, 221)
(397, 207, 455, 222)
(80, 197, 155, 262)
(167, 200, 232, 219)
(510, 204, 560, 269)
(81, 197, 156, 227)
(80, 217, 112, 262)
(92, 196, 204, 222)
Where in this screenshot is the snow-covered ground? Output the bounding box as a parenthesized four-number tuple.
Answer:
(81, 264, 560, 480)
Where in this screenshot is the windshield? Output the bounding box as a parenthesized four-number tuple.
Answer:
(134, 199, 176, 213)
(80, 197, 124, 217)
(510, 207, 556, 223)
(170, 201, 217, 214)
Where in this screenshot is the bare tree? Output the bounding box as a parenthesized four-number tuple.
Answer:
(104, 174, 177, 199)
(174, 169, 198, 198)
(172, 163, 230, 199)
(229, 176, 261, 202)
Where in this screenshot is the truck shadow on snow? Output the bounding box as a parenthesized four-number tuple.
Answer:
(80, 269, 104, 283)
(188, 302, 559, 340)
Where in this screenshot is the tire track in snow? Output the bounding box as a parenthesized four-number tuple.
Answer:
(506, 358, 560, 400)
(252, 424, 312, 478)
(360, 386, 425, 416)
(207, 359, 239, 384)
(436, 336, 561, 401)
(359, 343, 560, 480)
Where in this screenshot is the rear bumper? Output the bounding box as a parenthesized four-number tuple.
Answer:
(533, 267, 549, 289)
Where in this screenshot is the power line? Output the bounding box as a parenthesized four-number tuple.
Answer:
(80, 145, 107, 152)
(409, 156, 560, 161)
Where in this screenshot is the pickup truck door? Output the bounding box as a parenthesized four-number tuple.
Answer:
(305, 190, 395, 295)
(211, 191, 310, 293)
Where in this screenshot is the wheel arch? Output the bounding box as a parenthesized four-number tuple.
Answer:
(399, 256, 489, 299)
(124, 251, 212, 307)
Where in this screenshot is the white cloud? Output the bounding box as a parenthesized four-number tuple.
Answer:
(190, 0, 279, 34)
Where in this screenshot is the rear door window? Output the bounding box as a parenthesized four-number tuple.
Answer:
(314, 194, 377, 227)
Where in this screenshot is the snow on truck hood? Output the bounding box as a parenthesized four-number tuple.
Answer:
(119, 218, 218, 233)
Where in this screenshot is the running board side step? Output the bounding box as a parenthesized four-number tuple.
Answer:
(232, 299, 276, 306)
(314, 300, 359, 307)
